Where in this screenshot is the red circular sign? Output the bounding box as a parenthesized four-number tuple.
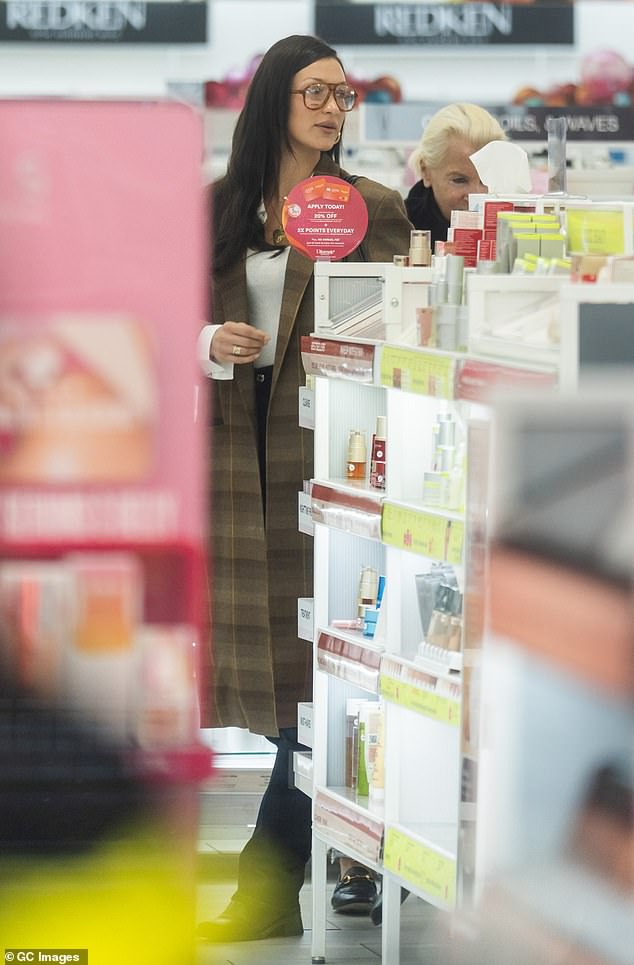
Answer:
(282, 175, 369, 261)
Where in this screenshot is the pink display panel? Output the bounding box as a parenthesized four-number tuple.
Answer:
(0, 100, 211, 758)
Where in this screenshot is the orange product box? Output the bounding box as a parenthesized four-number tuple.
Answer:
(322, 180, 351, 202)
(303, 177, 326, 201)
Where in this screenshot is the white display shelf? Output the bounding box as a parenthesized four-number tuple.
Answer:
(316, 783, 384, 821)
(310, 479, 383, 541)
(380, 652, 462, 726)
(313, 476, 384, 501)
(292, 750, 314, 800)
(466, 275, 564, 368)
(456, 352, 558, 402)
(313, 785, 384, 869)
(316, 628, 383, 694)
(204, 752, 274, 794)
(303, 261, 585, 965)
(469, 334, 560, 368)
(414, 643, 463, 674)
(307, 272, 472, 965)
(314, 261, 432, 345)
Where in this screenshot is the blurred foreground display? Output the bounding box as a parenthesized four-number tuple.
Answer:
(450, 385, 633, 965)
(0, 100, 212, 962)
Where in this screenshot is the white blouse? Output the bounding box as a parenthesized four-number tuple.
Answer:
(245, 247, 290, 369)
(197, 246, 290, 379)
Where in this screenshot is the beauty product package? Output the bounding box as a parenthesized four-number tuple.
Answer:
(414, 563, 461, 638)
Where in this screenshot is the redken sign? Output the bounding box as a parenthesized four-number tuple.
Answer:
(0, 1, 208, 43)
(315, 3, 574, 46)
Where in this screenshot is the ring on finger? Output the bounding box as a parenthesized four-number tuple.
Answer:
(232, 344, 242, 357)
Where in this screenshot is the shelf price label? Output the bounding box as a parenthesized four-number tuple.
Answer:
(456, 357, 558, 402)
(383, 827, 456, 907)
(311, 483, 383, 540)
(300, 335, 375, 382)
(314, 789, 384, 865)
(380, 346, 456, 399)
(380, 673, 460, 726)
(382, 502, 463, 564)
(566, 207, 625, 256)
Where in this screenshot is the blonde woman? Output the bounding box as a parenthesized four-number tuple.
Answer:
(405, 102, 506, 245)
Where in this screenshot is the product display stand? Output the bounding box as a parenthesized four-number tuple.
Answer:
(299, 262, 559, 963)
(0, 99, 211, 962)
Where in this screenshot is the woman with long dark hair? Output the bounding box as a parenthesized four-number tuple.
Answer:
(197, 34, 412, 943)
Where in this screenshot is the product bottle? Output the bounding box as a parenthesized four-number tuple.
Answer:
(356, 716, 369, 796)
(427, 609, 450, 648)
(357, 566, 379, 617)
(346, 429, 367, 481)
(447, 442, 466, 511)
(409, 229, 431, 267)
(369, 708, 385, 809)
(369, 415, 387, 490)
(345, 698, 363, 788)
(447, 615, 463, 652)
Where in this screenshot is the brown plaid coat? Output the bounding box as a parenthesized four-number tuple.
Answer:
(204, 155, 412, 737)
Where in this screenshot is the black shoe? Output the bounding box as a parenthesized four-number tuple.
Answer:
(197, 898, 303, 943)
(331, 865, 377, 914)
(369, 885, 410, 926)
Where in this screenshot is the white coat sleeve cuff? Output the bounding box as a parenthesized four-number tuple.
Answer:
(197, 324, 234, 380)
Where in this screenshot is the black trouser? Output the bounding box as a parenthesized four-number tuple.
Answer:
(254, 365, 273, 509)
(234, 727, 312, 910)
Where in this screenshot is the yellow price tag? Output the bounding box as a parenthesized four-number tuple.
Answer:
(566, 208, 625, 255)
(380, 346, 456, 399)
(380, 674, 460, 725)
(383, 827, 456, 905)
(382, 502, 463, 563)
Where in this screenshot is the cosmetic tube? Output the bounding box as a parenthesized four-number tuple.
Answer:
(446, 254, 465, 305)
(357, 566, 379, 617)
(417, 306, 434, 346)
(437, 414, 455, 447)
(434, 304, 459, 351)
(369, 415, 387, 490)
(331, 617, 364, 631)
(345, 698, 364, 789)
(356, 715, 369, 796)
(423, 470, 447, 506)
(369, 709, 385, 809)
(357, 702, 382, 798)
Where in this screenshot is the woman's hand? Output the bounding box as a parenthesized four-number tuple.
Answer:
(211, 321, 270, 365)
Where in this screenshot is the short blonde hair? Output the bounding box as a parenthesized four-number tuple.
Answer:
(409, 103, 506, 177)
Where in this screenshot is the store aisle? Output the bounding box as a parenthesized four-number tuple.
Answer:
(196, 875, 449, 965)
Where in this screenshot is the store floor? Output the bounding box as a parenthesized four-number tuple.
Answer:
(196, 874, 449, 965)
